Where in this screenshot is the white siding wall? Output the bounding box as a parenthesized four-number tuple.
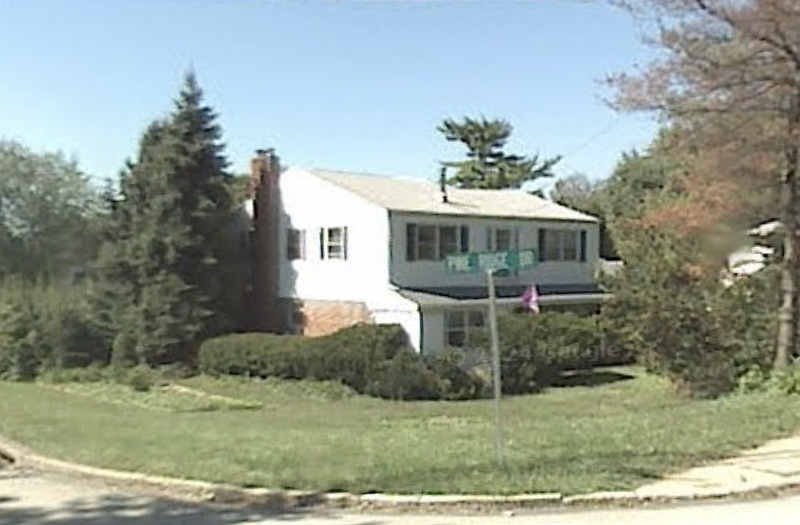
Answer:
(421, 310, 446, 355)
(278, 168, 391, 302)
(372, 308, 422, 353)
(366, 289, 422, 352)
(389, 212, 600, 290)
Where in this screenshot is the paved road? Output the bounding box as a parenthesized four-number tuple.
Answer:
(3, 468, 800, 525)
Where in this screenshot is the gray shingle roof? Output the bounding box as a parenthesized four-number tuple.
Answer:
(304, 169, 598, 223)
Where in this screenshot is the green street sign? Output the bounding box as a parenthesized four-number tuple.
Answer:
(445, 249, 538, 274)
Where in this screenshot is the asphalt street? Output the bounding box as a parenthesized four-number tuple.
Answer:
(3, 467, 800, 525)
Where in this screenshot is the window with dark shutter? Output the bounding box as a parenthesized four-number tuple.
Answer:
(405, 223, 470, 260)
(287, 228, 305, 260)
(342, 227, 349, 260)
(321, 227, 348, 260)
(406, 224, 417, 261)
(460, 226, 470, 253)
(580, 230, 587, 262)
(537, 229, 546, 262)
(439, 226, 459, 257)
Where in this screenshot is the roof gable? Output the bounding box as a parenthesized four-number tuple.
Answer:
(298, 168, 598, 223)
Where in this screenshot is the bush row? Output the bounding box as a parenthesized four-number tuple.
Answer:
(198, 324, 485, 401)
(199, 313, 605, 401)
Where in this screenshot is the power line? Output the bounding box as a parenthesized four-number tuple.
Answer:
(560, 115, 626, 161)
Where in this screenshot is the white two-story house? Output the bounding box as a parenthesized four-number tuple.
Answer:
(247, 153, 606, 354)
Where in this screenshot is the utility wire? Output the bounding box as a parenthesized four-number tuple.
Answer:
(561, 115, 626, 160)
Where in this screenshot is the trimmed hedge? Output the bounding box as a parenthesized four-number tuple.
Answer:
(199, 314, 609, 401)
(199, 324, 485, 401)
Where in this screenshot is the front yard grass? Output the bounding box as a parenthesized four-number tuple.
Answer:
(2, 367, 800, 495)
(39, 382, 263, 412)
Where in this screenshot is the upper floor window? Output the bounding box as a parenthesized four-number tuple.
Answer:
(445, 310, 485, 348)
(487, 227, 518, 252)
(406, 223, 469, 261)
(321, 227, 348, 260)
(287, 228, 305, 260)
(539, 229, 587, 262)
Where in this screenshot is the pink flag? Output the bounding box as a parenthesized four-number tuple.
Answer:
(521, 284, 540, 314)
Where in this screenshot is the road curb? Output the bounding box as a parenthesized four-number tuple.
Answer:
(2, 434, 800, 513)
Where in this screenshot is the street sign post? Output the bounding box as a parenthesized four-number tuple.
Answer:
(445, 249, 537, 468)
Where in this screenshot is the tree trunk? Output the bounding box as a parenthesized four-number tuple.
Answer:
(775, 97, 800, 370)
(776, 225, 796, 369)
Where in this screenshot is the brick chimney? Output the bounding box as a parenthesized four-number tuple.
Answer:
(249, 148, 284, 333)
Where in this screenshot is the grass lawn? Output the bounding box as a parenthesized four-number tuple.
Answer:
(38, 382, 263, 412)
(2, 367, 800, 495)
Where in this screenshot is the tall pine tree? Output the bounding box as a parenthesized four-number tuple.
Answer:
(92, 73, 241, 366)
(438, 116, 561, 191)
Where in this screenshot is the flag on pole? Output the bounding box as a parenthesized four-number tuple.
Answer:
(520, 284, 540, 314)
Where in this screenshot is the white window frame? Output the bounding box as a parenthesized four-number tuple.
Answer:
(321, 226, 348, 261)
(406, 223, 469, 261)
(286, 228, 306, 260)
(539, 229, 586, 262)
(444, 310, 485, 349)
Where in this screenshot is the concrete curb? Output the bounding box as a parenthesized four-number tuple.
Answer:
(2, 434, 800, 514)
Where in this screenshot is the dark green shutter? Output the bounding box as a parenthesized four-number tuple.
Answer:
(406, 224, 417, 261)
(343, 227, 349, 260)
(538, 229, 546, 262)
(460, 226, 470, 253)
(579, 230, 587, 262)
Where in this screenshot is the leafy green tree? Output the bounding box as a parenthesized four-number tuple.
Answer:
(93, 72, 241, 366)
(0, 140, 100, 283)
(438, 116, 560, 191)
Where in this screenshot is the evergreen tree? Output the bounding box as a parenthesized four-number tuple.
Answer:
(438, 116, 561, 190)
(92, 73, 241, 366)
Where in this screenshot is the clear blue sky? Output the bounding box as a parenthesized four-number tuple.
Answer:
(0, 0, 656, 190)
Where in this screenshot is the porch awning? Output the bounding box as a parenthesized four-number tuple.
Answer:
(397, 283, 609, 308)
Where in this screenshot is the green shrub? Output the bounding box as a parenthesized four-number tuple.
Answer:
(471, 312, 601, 395)
(303, 323, 411, 391)
(39, 364, 109, 384)
(0, 288, 42, 380)
(198, 324, 411, 387)
(603, 228, 780, 399)
(198, 332, 305, 378)
(124, 365, 158, 392)
(738, 363, 800, 396)
(766, 365, 800, 395)
(364, 351, 442, 401)
(198, 324, 481, 401)
(111, 331, 139, 369)
(716, 266, 779, 378)
(41, 293, 109, 369)
(424, 348, 488, 400)
(0, 281, 107, 381)
(156, 362, 197, 380)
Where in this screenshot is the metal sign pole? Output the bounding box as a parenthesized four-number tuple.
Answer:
(486, 269, 505, 469)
